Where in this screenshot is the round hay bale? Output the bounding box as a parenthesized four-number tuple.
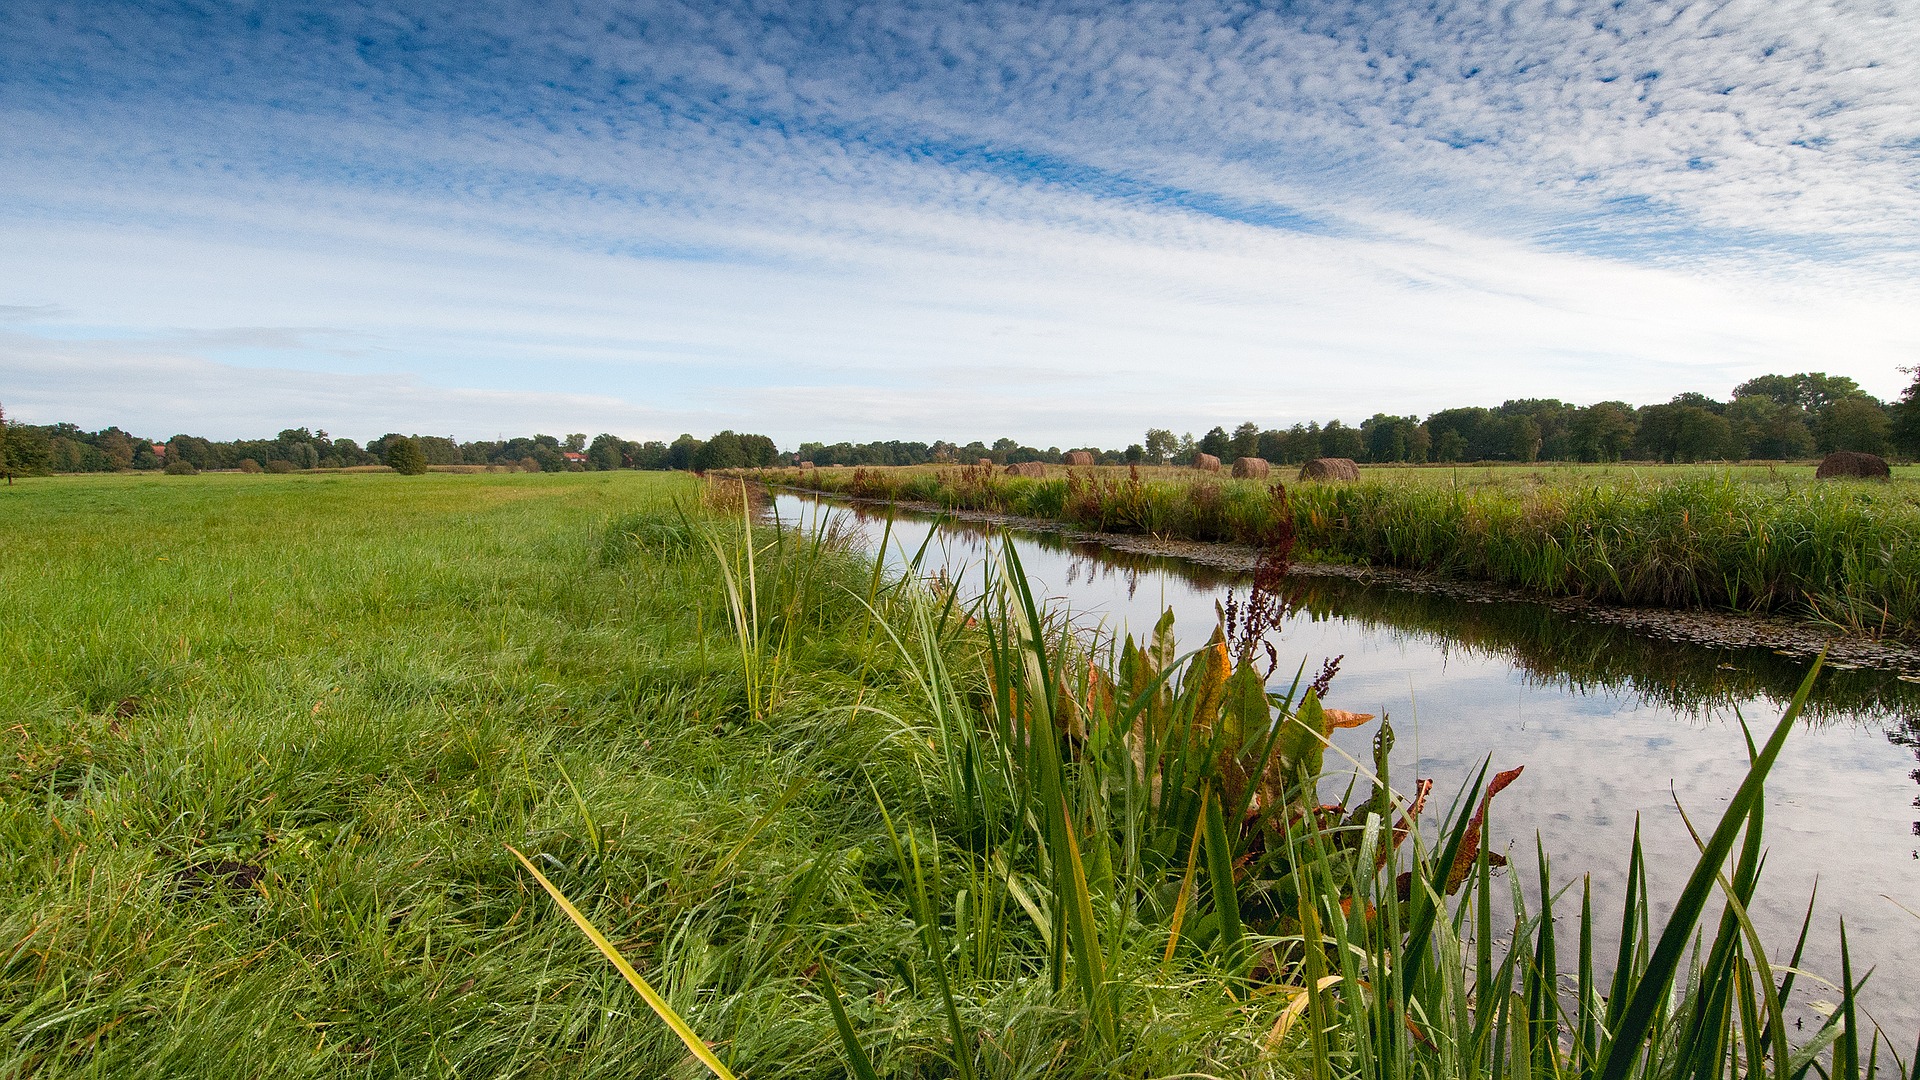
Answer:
(1815, 451, 1890, 480)
(1063, 450, 1094, 467)
(977, 457, 994, 467)
(1193, 453, 1222, 472)
(797, 461, 815, 469)
(1231, 456, 1270, 479)
(1005, 461, 1048, 478)
(1299, 457, 1361, 482)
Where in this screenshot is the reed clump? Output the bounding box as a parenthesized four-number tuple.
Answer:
(556, 512, 1910, 1079)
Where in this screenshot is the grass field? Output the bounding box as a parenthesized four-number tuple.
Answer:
(755, 462, 1920, 640)
(2, 471, 1904, 1078)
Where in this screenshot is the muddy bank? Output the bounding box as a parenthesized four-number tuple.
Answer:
(764, 485, 1920, 677)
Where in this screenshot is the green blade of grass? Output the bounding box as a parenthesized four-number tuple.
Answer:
(818, 964, 882, 1080)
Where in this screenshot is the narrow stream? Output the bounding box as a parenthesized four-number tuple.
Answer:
(772, 492, 1920, 1035)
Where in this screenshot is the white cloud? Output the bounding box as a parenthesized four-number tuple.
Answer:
(1, 0, 1917, 444)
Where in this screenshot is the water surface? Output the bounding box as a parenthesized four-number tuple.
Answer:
(772, 492, 1920, 1034)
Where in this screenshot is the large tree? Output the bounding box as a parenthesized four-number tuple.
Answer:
(1734, 372, 1863, 414)
(1142, 428, 1178, 465)
(1815, 397, 1891, 454)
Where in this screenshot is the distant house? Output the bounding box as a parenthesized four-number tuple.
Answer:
(152, 443, 167, 457)
(563, 451, 588, 466)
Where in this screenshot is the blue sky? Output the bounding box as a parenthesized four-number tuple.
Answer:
(3, 0, 1917, 445)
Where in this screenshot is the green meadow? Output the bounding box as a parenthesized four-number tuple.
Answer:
(1, 471, 1905, 1078)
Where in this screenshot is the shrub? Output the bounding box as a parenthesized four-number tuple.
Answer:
(237, 458, 263, 473)
(162, 458, 198, 476)
(264, 460, 296, 474)
(384, 436, 430, 475)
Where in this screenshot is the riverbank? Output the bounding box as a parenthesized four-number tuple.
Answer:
(747, 462, 1920, 644)
(760, 482, 1920, 675)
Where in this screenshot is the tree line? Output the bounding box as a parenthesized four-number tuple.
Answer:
(810, 371, 1920, 467)
(4, 370, 1918, 479)
(0, 412, 783, 478)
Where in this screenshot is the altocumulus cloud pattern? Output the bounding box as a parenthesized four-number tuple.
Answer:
(2, 0, 1916, 442)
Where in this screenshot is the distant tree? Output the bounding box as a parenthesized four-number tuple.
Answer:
(1425, 407, 1491, 461)
(1502, 416, 1543, 463)
(384, 436, 430, 475)
(1726, 396, 1812, 460)
(1569, 402, 1637, 462)
(1734, 372, 1862, 415)
(1175, 432, 1197, 465)
(564, 433, 588, 454)
(1274, 423, 1321, 464)
(1669, 391, 1724, 414)
(1638, 400, 1740, 462)
(163, 458, 198, 475)
(694, 430, 748, 471)
(0, 405, 53, 480)
(666, 434, 703, 471)
(630, 440, 670, 469)
(1362, 414, 1426, 463)
(166, 435, 218, 470)
(587, 433, 626, 470)
(1198, 426, 1231, 459)
(415, 437, 460, 466)
(1228, 422, 1260, 460)
(1123, 443, 1145, 464)
(1254, 428, 1283, 462)
(1142, 429, 1178, 465)
(98, 430, 134, 469)
(1815, 397, 1891, 454)
(738, 433, 780, 466)
(1891, 369, 1920, 459)
(1319, 420, 1365, 460)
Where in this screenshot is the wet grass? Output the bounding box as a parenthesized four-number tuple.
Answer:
(2, 470, 1911, 1078)
(756, 463, 1920, 639)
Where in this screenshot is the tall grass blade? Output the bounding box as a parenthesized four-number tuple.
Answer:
(1597, 655, 1823, 1080)
(506, 846, 739, 1080)
(819, 964, 882, 1080)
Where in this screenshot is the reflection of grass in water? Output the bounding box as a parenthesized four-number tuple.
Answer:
(1282, 574, 1920, 724)
(799, 492, 1920, 726)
